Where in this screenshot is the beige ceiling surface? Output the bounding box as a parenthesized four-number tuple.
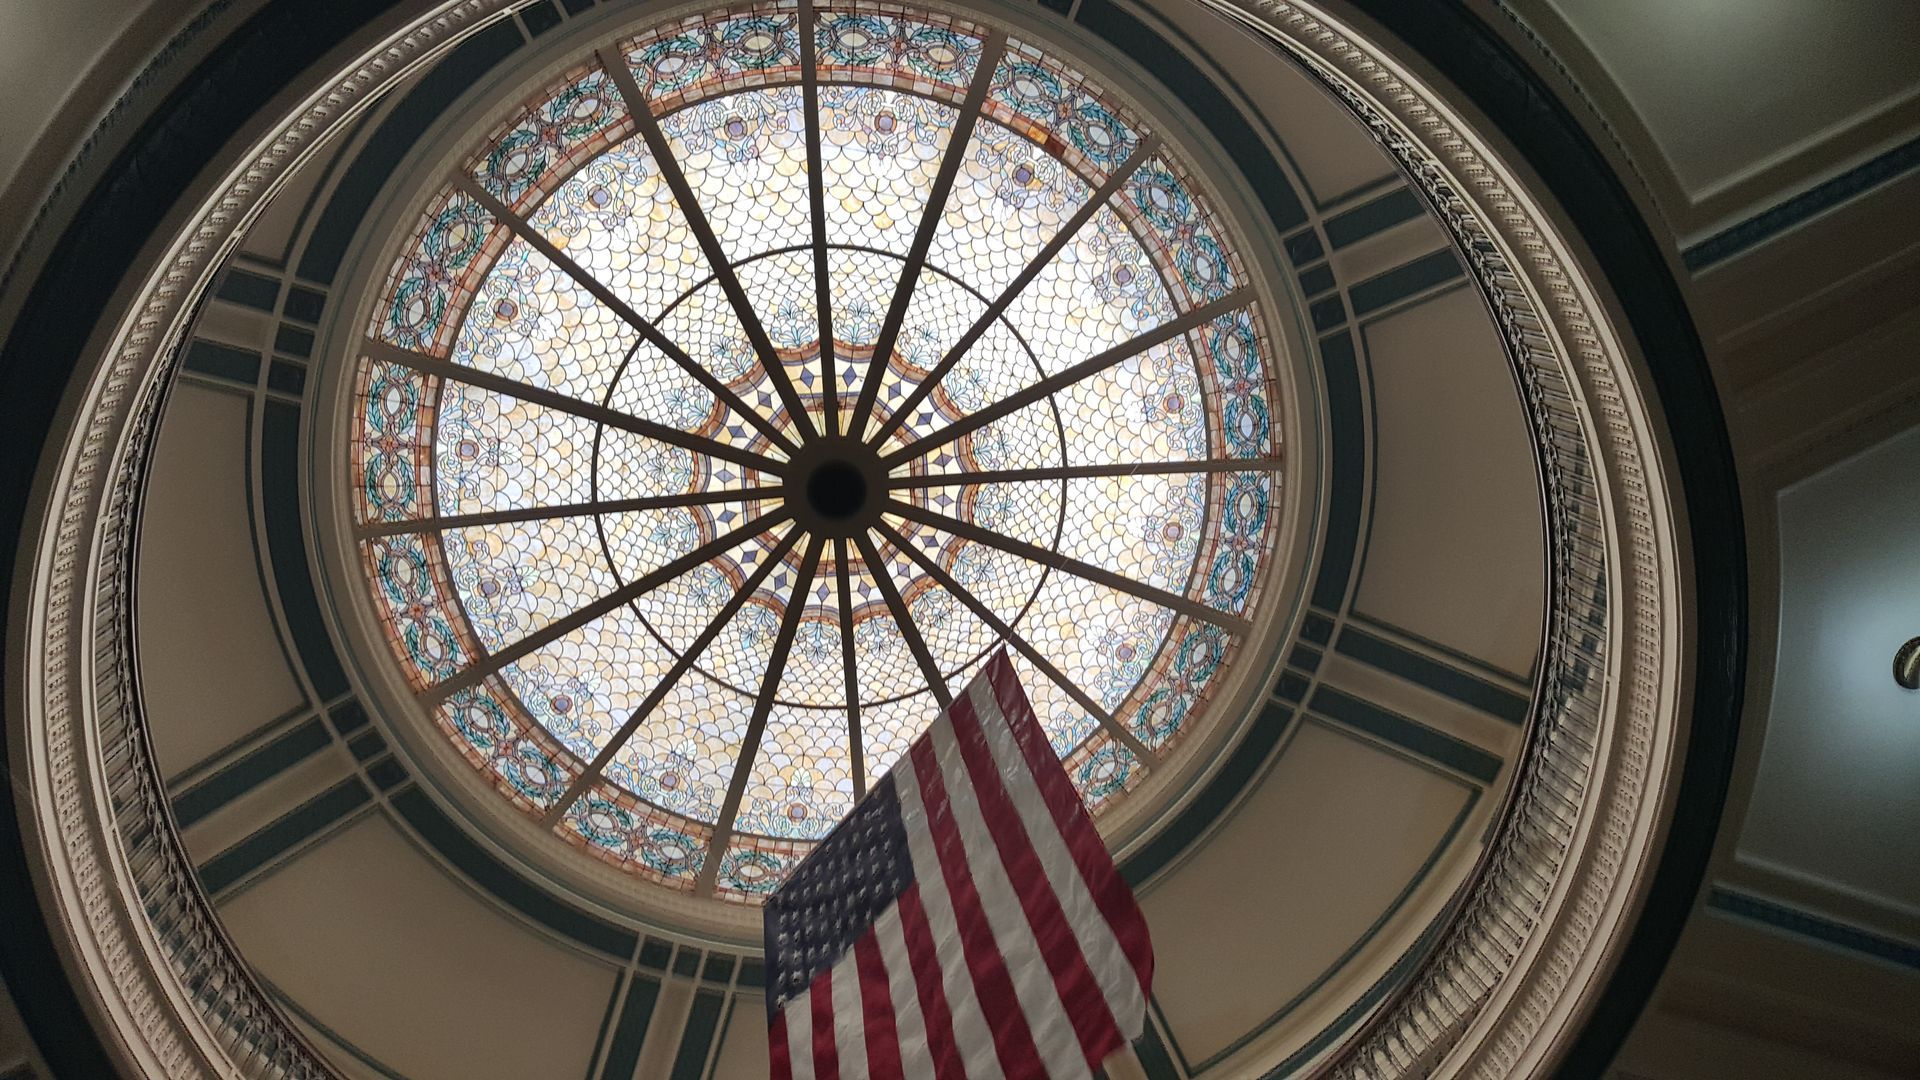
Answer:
(138, 382, 306, 777)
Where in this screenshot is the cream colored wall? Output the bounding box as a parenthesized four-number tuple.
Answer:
(1520, 0, 1920, 239)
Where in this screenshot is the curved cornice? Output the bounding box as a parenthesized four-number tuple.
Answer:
(0, 0, 1741, 1076)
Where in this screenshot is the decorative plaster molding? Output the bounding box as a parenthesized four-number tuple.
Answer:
(8, 1, 1689, 1077)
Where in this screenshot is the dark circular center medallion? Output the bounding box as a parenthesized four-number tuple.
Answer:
(806, 459, 868, 520)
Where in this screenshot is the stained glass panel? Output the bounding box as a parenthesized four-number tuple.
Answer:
(346, 2, 1286, 903)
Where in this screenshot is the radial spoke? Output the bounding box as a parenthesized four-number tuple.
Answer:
(423, 509, 792, 703)
(887, 499, 1251, 635)
(357, 486, 784, 540)
(695, 534, 827, 894)
(540, 527, 806, 827)
(874, 520, 1160, 767)
(889, 457, 1280, 489)
(835, 537, 866, 798)
(846, 32, 1009, 438)
(882, 289, 1252, 466)
(454, 174, 797, 456)
(600, 49, 818, 441)
(854, 531, 953, 710)
(365, 339, 782, 476)
(869, 136, 1159, 447)
(799, 0, 838, 435)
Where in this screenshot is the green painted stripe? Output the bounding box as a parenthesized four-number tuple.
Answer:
(1312, 331, 1364, 611)
(639, 936, 674, 971)
(198, 778, 370, 894)
(599, 973, 661, 1080)
(328, 697, 371, 735)
(521, 0, 563, 35)
(1073, 0, 1308, 234)
(389, 787, 636, 957)
(297, 19, 523, 283)
(366, 757, 409, 790)
(173, 716, 332, 826)
(1259, 908, 1456, 1079)
(1310, 686, 1502, 784)
(183, 339, 260, 385)
(583, 972, 628, 1080)
(262, 400, 349, 698)
(735, 956, 764, 989)
(268, 359, 306, 396)
(1336, 626, 1528, 723)
(348, 729, 387, 761)
(1122, 699, 1295, 885)
(263, 975, 411, 1080)
(673, 948, 702, 977)
(1349, 248, 1463, 315)
(1708, 887, 1920, 971)
(274, 323, 314, 358)
(215, 269, 280, 311)
(704, 997, 740, 1080)
(283, 285, 326, 323)
(1684, 132, 1920, 270)
(1324, 187, 1425, 248)
(670, 989, 725, 1080)
(1133, 1016, 1181, 1080)
(1184, 791, 1477, 1073)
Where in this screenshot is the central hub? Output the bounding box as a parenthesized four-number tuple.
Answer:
(783, 436, 885, 538)
(806, 459, 868, 520)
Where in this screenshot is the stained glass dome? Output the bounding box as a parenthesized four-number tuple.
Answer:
(346, 0, 1283, 903)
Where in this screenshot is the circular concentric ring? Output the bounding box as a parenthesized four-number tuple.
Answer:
(347, 2, 1284, 903)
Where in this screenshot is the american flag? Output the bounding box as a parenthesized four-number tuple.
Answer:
(763, 650, 1154, 1079)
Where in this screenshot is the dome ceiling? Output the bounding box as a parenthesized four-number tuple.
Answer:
(346, 1, 1286, 902)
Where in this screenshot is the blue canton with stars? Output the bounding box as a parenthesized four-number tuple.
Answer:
(763, 773, 916, 1017)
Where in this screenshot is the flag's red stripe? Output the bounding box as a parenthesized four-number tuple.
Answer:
(948, 687, 1127, 1067)
(855, 933, 904, 1080)
(911, 738, 1049, 1080)
(896, 884, 965, 1080)
(769, 1008, 791, 1080)
(810, 972, 839, 1080)
(987, 652, 1155, 992)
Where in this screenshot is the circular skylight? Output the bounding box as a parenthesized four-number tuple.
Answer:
(346, 1, 1283, 903)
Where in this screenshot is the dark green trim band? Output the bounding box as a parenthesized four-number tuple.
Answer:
(173, 715, 333, 826)
(215, 267, 281, 310)
(599, 973, 662, 1080)
(1683, 132, 1920, 271)
(1073, 0, 1309, 235)
(1707, 886, 1920, 971)
(582, 970, 628, 1080)
(1336, 625, 1528, 723)
(296, 19, 524, 284)
(670, 988, 726, 1080)
(1309, 685, 1501, 784)
(1312, 331, 1365, 611)
(184, 338, 261, 385)
(388, 787, 637, 958)
(1132, 1009, 1182, 1080)
(262, 399, 349, 698)
(1348, 248, 1463, 316)
(1323, 187, 1423, 249)
(198, 777, 371, 895)
(1121, 699, 1296, 886)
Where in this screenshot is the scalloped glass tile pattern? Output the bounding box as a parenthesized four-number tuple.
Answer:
(345, 1, 1286, 903)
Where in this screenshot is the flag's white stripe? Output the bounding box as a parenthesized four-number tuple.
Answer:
(967, 677, 1148, 1035)
(894, 748, 1008, 1080)
(830, 946, 868, 1079)
(785, 988, 817, 1080)
(927, 712, 1092, 1080)
(876, 903, 932, 1077)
